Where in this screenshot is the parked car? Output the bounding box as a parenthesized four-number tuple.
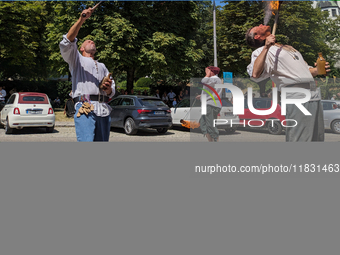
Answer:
(109, 95, 172, 135)
(238, 97, 285, 135)
(171, 97, 239, 133)
(0, 92, 55, 134)
(321, 100, 340, 134)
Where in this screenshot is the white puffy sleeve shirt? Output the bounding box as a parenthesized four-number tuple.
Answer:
(247, 46, 320, 100)
(59, 34, 115, 117)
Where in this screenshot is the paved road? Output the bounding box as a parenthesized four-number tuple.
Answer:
(0, 122, 339, 142)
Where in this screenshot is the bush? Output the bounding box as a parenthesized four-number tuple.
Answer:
(56, 81, 72, 107)
(135, 77, 153, 87)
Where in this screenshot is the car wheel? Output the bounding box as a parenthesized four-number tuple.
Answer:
(5, 118, 13, 134)
(124, 117, 138, 135)
(267, 120, 283, 135)
(331, 120, 340, 134)
(225, 128, 236, 133)
(157, 128, 168, 134)
(46, 125, 54, 133)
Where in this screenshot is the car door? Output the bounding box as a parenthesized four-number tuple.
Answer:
(1, 94, 16, 123)
(118, 98, 135, 127)
(172, 98, 192, 124)
(322, 101, 336, 128)
(109, 97, 122, 127)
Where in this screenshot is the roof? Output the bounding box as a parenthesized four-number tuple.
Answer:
(317, 1, 339, 8)
(17, 92, 47, 96)
(116, 95, 161, 100)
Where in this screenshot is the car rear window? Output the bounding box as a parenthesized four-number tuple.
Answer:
(322, 102, 337, 110)
(221, 99, 233, 107)
(139, 99, 167, 107)
(244, 99, 271, 109)
(18, 95, 48, 104)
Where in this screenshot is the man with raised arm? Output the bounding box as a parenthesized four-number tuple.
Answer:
(60, 7, 115, 142)
(196, 66, 223, 142)
(245, 24, 330, 142)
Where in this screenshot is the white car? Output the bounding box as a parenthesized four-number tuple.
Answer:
(171, 97, 239, 132)
(0, 92, 55, 134)
(321, 100, 340, 134)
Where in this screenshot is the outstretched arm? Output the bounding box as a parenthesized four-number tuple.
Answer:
(252, 34, 275, 78)
(67, 8, 93, 42)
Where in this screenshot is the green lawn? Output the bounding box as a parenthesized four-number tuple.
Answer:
(54, 109, 73, 122)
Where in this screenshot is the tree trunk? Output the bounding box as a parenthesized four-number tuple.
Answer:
(126, 67, 135, 94)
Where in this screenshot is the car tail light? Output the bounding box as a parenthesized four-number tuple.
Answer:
(137, 109, 152, 114)
(48, 108, 54, 114)
(167, 110, 171, 113)
(13, 108, 20, 115)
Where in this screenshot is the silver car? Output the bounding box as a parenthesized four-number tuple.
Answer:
(321, 100, 340, 134)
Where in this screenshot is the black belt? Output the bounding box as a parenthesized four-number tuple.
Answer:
(73, 95, 109, 103)
(286, 82, 316, 91)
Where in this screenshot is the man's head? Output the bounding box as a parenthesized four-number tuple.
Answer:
(80, 40, 97, 56)
(337, 93, 340, 98)
(245, 24, 271, 48)
(207, 66, 220, 75)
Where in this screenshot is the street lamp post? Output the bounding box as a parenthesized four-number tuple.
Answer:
(213, 0, 217, 67)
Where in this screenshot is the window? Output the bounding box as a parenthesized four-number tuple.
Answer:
(23, 96, 45, 102)
(244, 99, 271, 109)
(121, 98, 134, 106)
(221, 99, 233, 107)
(322, 102, 334, 110)
(323, 10, 330, 17)
(139, 99, 167, 107)
(6, 95, 16, 104)
(332, 9, 337, 17)
(176, 99, 190, 108)
(110, 97, 122, 106)
(18, 95, 48, 104)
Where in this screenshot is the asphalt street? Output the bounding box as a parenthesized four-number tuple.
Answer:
(0, 122, 339, 142)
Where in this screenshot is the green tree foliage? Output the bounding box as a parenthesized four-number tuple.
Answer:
(135, 77, 153, 87)
(47, 1, 205, 92)
(191, 1, 215, 78)
(217, 1, 264, 76)
(217, 1, 335, 77)
(0, 1, 51, 80)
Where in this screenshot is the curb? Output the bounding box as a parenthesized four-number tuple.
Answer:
(55, 122, 75, 127)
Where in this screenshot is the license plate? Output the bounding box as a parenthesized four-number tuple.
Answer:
(154, 111, 164, 115)
(27, 110, 42, 114)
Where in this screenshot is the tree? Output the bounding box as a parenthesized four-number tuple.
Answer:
(217, 1, 334, 77)
(46, 1, 205, 92)
(217, 1, 264, 76)
(0, 1, 51, 81)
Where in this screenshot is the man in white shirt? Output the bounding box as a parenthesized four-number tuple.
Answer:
(245, 24, 330, 142)
(196, 66, 223, 142)
(167, 90, 176, 105)
(59, 7, 115, 142)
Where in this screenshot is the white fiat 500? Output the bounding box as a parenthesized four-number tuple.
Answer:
(0, 92, 55, 134)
